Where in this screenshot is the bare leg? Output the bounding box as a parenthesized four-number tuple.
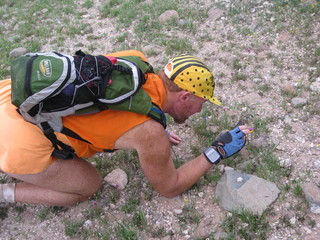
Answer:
(6, 157, 102, 206)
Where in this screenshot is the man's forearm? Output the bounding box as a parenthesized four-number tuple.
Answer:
(162, 154, 213, 198)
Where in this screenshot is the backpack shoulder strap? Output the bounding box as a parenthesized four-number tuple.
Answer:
(116, 55, 154, 74)
(40, 122, 76, 160)
(147, 103, 167, 129)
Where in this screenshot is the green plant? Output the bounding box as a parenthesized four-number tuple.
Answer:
(231, 71, 248, 81)
(178, 201, 200, 225)
(38, 208, 50, 221)
(165, 37, 193, 55)
(115, 222, 139, 240)
(85, 205, 105, 219)
(64, 219, 85, 237)
(0, 207, 8, 220)
(293, 181, 303, 197)
(232, 58, 242, 70)
(82, 0, 94, 8)
(132, 209, 147, 229)
(14, 205, 26, 214)
(222, 209, 271, 240)
(121, 195, 141, 213)
(257, 84, 272, 93)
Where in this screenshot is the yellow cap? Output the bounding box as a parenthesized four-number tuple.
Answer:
(164, 54, 221, 106)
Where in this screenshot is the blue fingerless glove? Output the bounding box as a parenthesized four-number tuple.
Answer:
(212, 126, 246, 159)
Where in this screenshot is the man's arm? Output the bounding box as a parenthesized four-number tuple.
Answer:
(114, 120, 212, 198)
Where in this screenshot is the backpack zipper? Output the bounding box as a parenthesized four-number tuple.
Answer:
(25, 55, 38, 96)
(44, 53, 72, 100)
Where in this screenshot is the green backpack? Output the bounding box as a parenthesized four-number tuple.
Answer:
(11, 50, 167, 159)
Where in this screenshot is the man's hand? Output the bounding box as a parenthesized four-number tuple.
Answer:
(166, 130, 182, 144)
(212, 125, 250, 159)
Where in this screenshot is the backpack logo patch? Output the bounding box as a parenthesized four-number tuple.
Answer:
(39, 59, 52, 78)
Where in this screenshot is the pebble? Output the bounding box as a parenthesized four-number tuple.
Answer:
(289, 217, 297, 225)
(279, 158, 293, 168)
(291, 97, 308, 108)
(9, 47, 28, 58)
(237, 177, 244, 182)
(158, 10, 179, 23)
(173, 209, 183, 215)
(83, 220, 93, 229)
(104, 168, 128, 190)
(182, 230, 189, 235)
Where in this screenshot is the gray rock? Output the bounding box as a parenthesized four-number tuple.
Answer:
(104, 168, 128, 190)
(279, 158, 293, 168)
(284, 115, 292, 125)
(310, 78, 320, 92)
(9, 47, 28, 58)
(83, 219, 93, 229)
(314, 101, 320, 112)
(241, 92, 262, 104)
(251, 136, 269, 148)
(13, 21, 27, 31)
(302, 182, 320, 214)
(194, 220, 211, 239)
(214, 231, 229, 240)
(208, 8, 225, 22)
(291, 97, 307, 108)
(215, 170, 280, 214)
(279, 30, 291, 42)
(158, 10, 179, 23)
(177, 19, 191, 26)
(142, 44, 165, 54)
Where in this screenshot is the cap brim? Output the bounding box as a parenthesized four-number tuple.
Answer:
(207, 96, 222, 106)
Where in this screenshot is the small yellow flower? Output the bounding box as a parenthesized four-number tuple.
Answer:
(183, 197, 189, 203)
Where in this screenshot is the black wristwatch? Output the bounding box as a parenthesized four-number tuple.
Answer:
(203, 147, 221, 164)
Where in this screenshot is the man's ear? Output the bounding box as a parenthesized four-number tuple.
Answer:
(179, 91, 192, 102)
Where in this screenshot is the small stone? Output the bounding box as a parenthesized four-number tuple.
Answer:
(214, 231, 229, 240)
(173, 209, 183, 215)
(208, 8, 225, 22)
(310, 78, 320, 92)
(302, 182, 320, 214)
(159, 10, 179, 23)
(9, 47, 28, 58)
(83, 220, 93, 229)
(291, 97, 307, 108)
(284, 115, 292, 125)
(279, 158, 293, 168)
(289, 217, 297, 225)
(218, 164, 225, 173)
(224, 166, 234, 171)
(177, 19, 191, 26)
(251, 137, 269, 148)
(104, 168, 128, 190)
(237, 177, 244, 183)
(195, 220, 211, 239)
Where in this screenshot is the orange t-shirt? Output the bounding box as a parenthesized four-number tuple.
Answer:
(0, 50, 167, 174)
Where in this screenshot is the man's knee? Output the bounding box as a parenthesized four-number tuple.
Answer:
(81, 174, 103, 198)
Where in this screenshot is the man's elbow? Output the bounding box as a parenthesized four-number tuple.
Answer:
(157, 188, 181, 198)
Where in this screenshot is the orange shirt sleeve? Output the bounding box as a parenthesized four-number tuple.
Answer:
(105, 50, 148, 62)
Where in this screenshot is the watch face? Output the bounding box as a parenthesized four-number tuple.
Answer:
(205, 147, 221, 164)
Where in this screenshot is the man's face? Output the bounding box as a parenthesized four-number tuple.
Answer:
(172, 94, 206, 124)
